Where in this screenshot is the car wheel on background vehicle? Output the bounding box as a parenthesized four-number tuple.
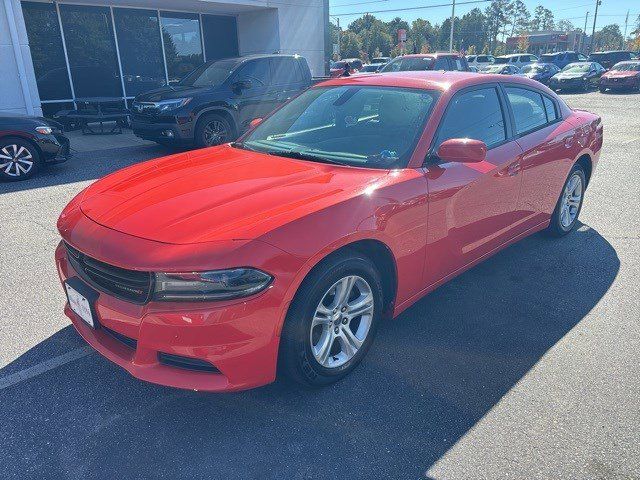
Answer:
(279, 250, 384, 387)
(0, 137, 40, 181)
(195, 113, 234, 148)
(599, 86, 607, 93)
(546, 164, 586, 237)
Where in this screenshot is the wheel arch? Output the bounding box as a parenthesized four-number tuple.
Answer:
(575, 153, 593, 187)
(0, 134, 42, 160)
(194, 108, 238, 138)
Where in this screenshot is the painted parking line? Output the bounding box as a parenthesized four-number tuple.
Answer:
(0, 346, 93, 390)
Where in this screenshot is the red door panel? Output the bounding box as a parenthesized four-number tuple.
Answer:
(423, 140, 524, 287)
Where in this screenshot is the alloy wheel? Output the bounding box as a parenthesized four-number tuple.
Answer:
(0, 144, 34, 178)
(202, 120, 229, 146)
(310, 275, 374, 369)
(559, 173, 583, 229)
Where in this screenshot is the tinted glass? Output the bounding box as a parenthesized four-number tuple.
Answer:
(271, 58, 297, 85)
(438, 87, 506, 147)
(543, 96, 557, 122)
(380, 57, 434, 72)
(22, 2, 72, 100)
(161, 12, 203, 84)
(235, 59, 270, 86)
(179, 58, 238, 87)
(113, 8, 165, 97)
(467, 56, 476, 62)
(434, 57, 449, 70)
(506, 87, 547, 135)
(59, 5, 122, 98)
(453, 58, 464, 70)
(612, 62, 640, 71)
(494, 57, 509, 64)
(202, 14, 239, 62)
(242, 86, 439, 168)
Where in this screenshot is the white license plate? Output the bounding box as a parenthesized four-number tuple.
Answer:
(66, 283, 95, 328)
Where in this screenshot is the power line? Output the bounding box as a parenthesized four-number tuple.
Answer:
(331, 0, 491, 17)
(331, 0, 389, 8)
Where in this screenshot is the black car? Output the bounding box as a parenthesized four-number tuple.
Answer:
(548, 62, 606, 92)
(588, 51, 634, 70)
(518, 63, 561, 85)
(0, 115, 70, 181)
(131, 54, 316, 147)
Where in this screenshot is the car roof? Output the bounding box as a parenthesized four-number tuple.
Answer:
(399, 52, 460, 58)
(316, 70, 546, 91)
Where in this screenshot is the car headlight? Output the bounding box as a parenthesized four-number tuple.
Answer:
(156, 98, 192, 113)
(35, 125, 53, 135)
(153, 268, 273, 301)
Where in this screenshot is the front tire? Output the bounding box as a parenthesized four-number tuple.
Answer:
(279, 251, 384, 387)
(546, 164, 586, 237)
(194, 113, 234, 148)
(0, 137, 40, 181)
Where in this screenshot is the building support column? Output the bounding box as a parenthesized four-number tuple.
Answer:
(3, 0, 35, 115)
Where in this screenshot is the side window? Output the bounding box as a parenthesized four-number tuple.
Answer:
(271, 58, 297, 86)
(505, 87, 548, 135)
(543, 96, 558, 122)
(437, 87, 506, 148)
(434, 57, 448, 70)
(236, 59, 270, 86)
(453, 58, 464, 70)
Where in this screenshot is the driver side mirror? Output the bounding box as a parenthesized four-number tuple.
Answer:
(436, 138, 487, 163)
(232, 79, 252, 93)
(249, 117, 263, 128)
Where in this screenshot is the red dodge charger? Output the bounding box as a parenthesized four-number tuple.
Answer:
(56, 72, 603, 391)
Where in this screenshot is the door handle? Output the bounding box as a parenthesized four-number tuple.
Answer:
(564, 135, 575, 148)
(507, 161, 521, 176)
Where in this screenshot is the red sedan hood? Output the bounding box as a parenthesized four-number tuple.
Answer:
(80, 145, 388, 244)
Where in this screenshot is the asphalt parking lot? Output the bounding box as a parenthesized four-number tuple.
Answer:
(1, 91, 639, 480)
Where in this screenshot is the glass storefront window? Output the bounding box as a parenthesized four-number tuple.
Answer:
(160, 12, 204, 85)
(113, 8, 166, 96)
(21, 2, 72, 101)
(202, 15, 238, 62)
(59, 4, 123, 98)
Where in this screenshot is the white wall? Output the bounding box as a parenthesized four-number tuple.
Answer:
(276, 1, 325, 76)
(0, 0, 41, 115)
(237, 8, 280, 57)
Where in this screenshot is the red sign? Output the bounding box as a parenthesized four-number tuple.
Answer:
(398, 29, 407, 43)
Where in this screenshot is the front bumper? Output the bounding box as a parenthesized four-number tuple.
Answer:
(131, 115, 194, 143)
(39, 133, 71, 164)
(600, 77, 639, 90)
(549, 78, 586, 90)
(55, 239, 288, 392)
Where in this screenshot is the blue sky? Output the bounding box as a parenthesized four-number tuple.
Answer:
(329, 0, 640, 33)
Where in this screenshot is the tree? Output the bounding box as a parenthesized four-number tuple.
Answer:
(517, 36, 529, 52)
(410, 18, 437, 54)
(459, 8, 487, 53)
(556, 19, 575, 33)
(530, 5, 554, 31)
(484, 0, 509, 51)
(348, 14, 378, 36)
(340, 31, 362, 58)
(594, 24, 624, 51)
(360, 22, 393, 58)
(510, 0, 530, 35)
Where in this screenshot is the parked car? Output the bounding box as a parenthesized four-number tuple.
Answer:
(0, 115, 69, 181)
(548, 62, 606, 92)
(330, 58, 364, 78)
(588, 50, 634, 70)
(359, 63, 385, 73)
(466, 54, 495, 69)
(494, 53, 539, 69)
(56, 71, 602, 392)
(131, 54, 315, 147)
(370, 57, 390, 65)
(599, 61, 640, 92)
(480, 64, 520, 75)
(518, 63, 561, 85)
(380, 53, 469, 72)
(539, 51, 587, 69)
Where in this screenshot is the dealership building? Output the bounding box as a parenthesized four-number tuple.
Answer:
(0, 0, 328, 116)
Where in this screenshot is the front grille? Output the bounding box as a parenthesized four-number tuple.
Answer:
(158, 352, 219, 373)
(64, 242, 153, 304)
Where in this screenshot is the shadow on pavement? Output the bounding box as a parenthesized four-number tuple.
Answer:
(0, 224, 619, 480)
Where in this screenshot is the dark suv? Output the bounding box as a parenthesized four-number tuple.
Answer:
(131, 54, 314, 147)
(588, 51, 634, 70)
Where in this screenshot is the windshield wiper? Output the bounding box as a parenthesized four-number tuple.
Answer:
(267, 149, 350, 166)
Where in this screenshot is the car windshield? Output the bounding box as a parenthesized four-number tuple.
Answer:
(483, 65, 505, 73)
(332, 61, 348, 69)
(494, 57, 510, 64)
(521, 64, 546, 73)
(361, 65, 380, 72)
(380, 57, 434, 72)
(179, 59, 239, 87)
(562, 63, 590, 73)
(611, 62, 640, 71)
(237, 86, 439, 169)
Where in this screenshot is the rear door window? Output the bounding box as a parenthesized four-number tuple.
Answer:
(236, 59, 271, 86)
(437, 87, 507, 148)
(505, 86, 548, 135)
(434, 57, 449, 70)
(543, 96, 557, 122)
(271, 58, 297, 86)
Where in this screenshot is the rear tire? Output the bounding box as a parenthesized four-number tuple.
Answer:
(0, 137, 41, 181)
(546, 164, 586, 237)
(194, 113, 234, 148)
(279, 251, 384, 387)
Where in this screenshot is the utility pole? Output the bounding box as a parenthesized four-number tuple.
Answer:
(590, 0, 601, 53)
(580, 11, 589, 53)
(329, 15, 340, 59)
(622, 10, 629, 49)
(449, 0, 456, 52)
